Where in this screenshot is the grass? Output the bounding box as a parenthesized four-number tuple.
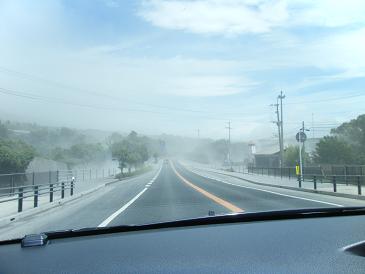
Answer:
(115, 165, 153, 180)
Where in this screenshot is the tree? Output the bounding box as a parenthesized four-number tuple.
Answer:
(0, 139, 36, 173)
(106, 132, 123, 147)
(153, 152, 159, 163)
(0, 122, 8, 139)
(313, 136, 354, 165)
(331, 114, 365, 163)
(283, 145, 310, 166)
(50, 143, 106, 167)
(111, 131, 149, 174)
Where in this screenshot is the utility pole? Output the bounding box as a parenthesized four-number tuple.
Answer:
(298, 122, 304, 182)
(226, 121, 232, 169)
(298, 121, 309, 181)
(271, 99, 282, 167)
(278, 91, 285, 167)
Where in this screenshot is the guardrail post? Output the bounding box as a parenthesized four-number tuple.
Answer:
(298, 175, 302, 188)
(18, 187, 23, 212)
(10, 174, 14, 195)
(50, 184, 53, 202)
(333, 176, 337, 192)
(70, 179, 74, 196)
(313, 176, 317, 190)
(61, 182, 65, 199)
(288, 168, 291, 179)
(34, 185, 38, 208)
(357, 176, 362, 195)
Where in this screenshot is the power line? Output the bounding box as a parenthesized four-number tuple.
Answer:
(0, 65, 261, 117)
(0, 86, 267, 123)
(285, 91, 365, 105)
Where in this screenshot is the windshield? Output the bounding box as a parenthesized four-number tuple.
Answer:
(1, 0, 365, 241)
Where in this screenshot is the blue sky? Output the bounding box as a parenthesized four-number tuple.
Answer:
(0, 0, 365, 141)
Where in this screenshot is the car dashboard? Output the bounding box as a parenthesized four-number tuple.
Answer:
(1, 209, 365, 273)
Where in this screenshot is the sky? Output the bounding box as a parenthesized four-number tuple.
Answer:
(0, 0, 365, 141)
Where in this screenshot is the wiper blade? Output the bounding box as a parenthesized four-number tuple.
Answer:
(2, 207, 365, 246)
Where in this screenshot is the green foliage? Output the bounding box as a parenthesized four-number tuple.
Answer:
(51, 143, 106, 167)
(111, 131, 149, 173)
(115, 165, 152, 179)
(0, 139, 35, 173)
(312, 114, 365, 165)
(313, 136, 354, 164)
(106, 132, 123, 147)
(0, 121, 8, 139)
(283, 145, 310, 166)
(331, 114, 365, 156)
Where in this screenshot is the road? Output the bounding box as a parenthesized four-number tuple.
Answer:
(1, 160, 365, 240)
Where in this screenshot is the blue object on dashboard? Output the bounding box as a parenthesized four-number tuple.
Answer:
(21, 234, 48, 248)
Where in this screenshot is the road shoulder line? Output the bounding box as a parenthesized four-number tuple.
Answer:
(186, 167, 344, 207)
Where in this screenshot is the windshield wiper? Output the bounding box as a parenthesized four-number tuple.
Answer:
(2, 207, 365, 246)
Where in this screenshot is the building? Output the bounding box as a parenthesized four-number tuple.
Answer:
(254, 151, 280, 168)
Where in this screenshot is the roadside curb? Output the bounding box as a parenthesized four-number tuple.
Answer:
(195, 168, 365, 201)
(0, 167, 157, 228)
(0, 179, 119, 228)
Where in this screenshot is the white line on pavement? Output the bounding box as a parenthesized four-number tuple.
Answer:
(98, 187, 148, 227)
(98, 163, 163, 227)
(188, 168, 344, 207)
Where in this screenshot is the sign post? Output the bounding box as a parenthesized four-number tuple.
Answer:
(296, 124, 307, 182)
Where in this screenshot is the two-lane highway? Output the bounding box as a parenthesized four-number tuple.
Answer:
(1, 160, 365, 240)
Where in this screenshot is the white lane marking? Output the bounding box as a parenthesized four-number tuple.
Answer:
(98, 187, 148, 227)
(188, 168, 344, 207)
(98, 164, 163, 227)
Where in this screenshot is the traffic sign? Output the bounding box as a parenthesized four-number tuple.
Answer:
(296, 132, 307, 142)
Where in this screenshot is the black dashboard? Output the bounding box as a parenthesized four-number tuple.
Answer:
(1, 209, 365, 273)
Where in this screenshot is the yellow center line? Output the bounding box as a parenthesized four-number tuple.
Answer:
(170, 162, 244, 213)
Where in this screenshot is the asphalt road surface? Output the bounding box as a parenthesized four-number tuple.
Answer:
(1, 160, 365, 240)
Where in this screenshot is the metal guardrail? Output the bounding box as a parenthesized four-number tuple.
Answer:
(0, 179, 75, 212)
(0, 168, 118, 213)
(245, 166, 365, 195)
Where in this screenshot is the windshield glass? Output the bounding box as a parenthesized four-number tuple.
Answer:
(1, 0, 365, 241)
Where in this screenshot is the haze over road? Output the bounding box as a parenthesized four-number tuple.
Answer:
(1, 160, 365, 240)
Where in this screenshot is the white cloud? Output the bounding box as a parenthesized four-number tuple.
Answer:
(57, 53, 256, 97)
(139, 0, 365, 35)
(139, 0, 289, 35)
(291, 0, 365, 28)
